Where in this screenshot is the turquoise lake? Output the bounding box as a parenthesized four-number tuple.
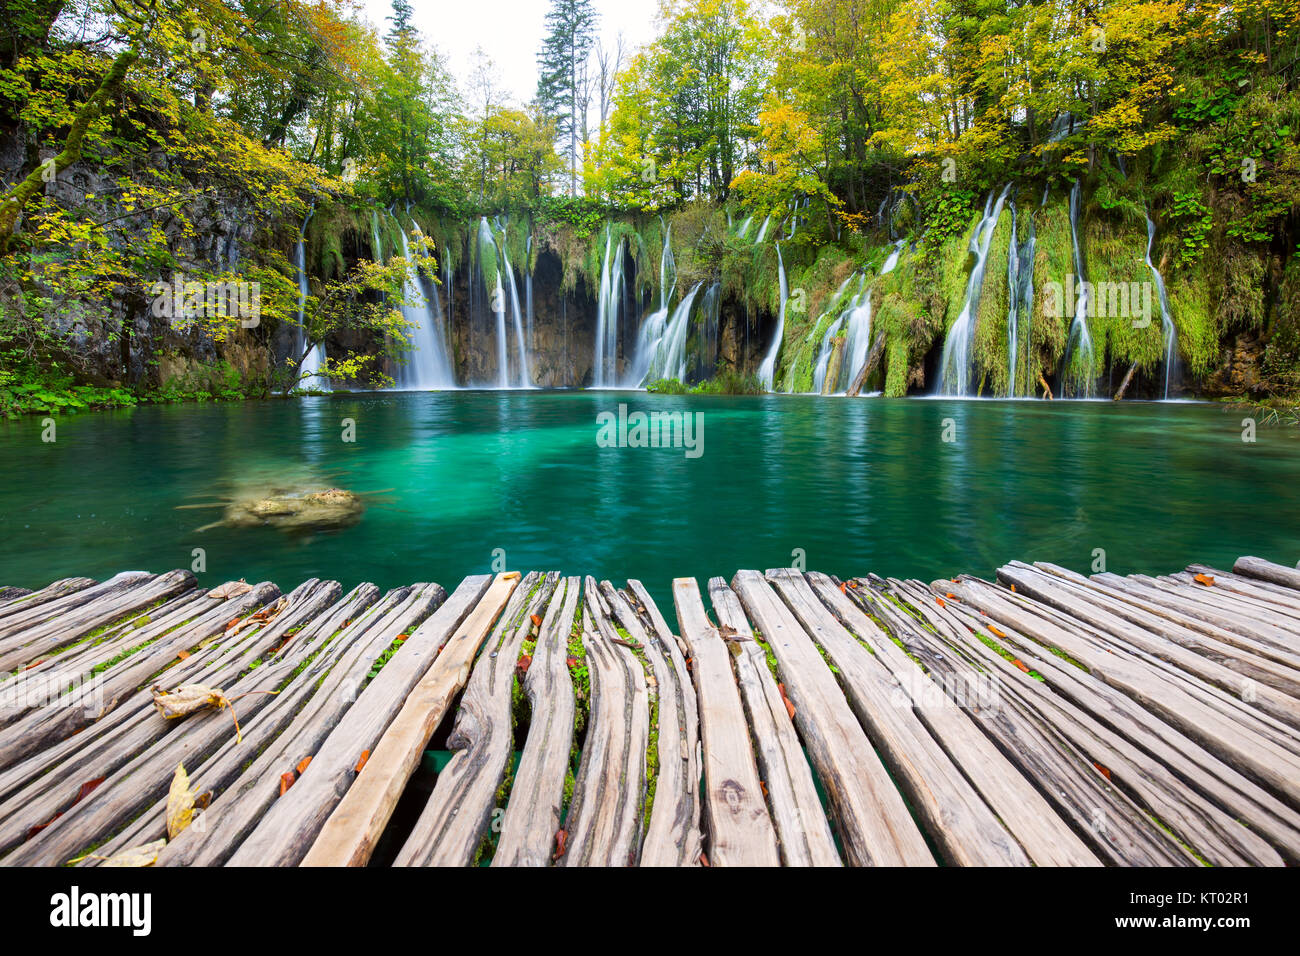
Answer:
(2, 392, 1296, 613)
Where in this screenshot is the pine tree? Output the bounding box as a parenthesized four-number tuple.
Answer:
(536, 0, 598, 195)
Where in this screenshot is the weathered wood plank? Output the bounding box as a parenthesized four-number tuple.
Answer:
(0, 578, 96, 622)
(1235, 556, 1300, 591)
(708, 577, 840, 866)
(227, 576, 488, 867)
(299, 573, 520, 868)
(731, 570, 933, 866)
(673, 578, 781, 866)
(559, 578, 649, 867)
(945, 575, 1300, 811)
(493, 577, 580, 867)
(384, 573, 553, 868)
(606, 581, 702, 867)
(0, 572, 150, 642)
(768, 569, 1030, 866)
(907, 581, 1284, 866)
(813, 574, 1101, 867)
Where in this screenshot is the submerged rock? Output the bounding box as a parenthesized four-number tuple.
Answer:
(222, 488, 364, 532)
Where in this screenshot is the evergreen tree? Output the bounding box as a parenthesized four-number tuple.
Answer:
(536, 0, 598, 195)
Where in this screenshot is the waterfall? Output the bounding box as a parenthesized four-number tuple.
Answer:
(640, 282, 704, 382)
(1145, 215, 1177, 399)
(757, 245, 789, 390)
(1005, 202, 1038, 397)
(691, 281, 723, 381)
(391, 222, 456, 390)
(881, 239, 905, 275)
(938, 184, 1013, 396)
(592, 228, 626, 387)
(475, 216, 530, 389)
(754, 215, 771, 244)
(735, 215, 753, 241)
(525, 234, 534, 356)
(625, 226, 678, 387)
(292, 208, 329, 391)
(1062, 180, 1096, 397)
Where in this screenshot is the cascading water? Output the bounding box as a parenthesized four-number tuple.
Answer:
(627, 227, 679, 386)
(754, 215, 771, 244)
(495, 218, 531, 387)
(292, 208, 329, 391)
(392, 221, 456, 390)
(1062, 180, 1096, 397)
(938, 184, 1013, 396)
(1005, 201, 1038, 397)
(474, 216, 530, 389)
(592, 228, 626, 387)
(1145, 215, 1177, 399)
(881, 239, 905, 275)
(757, 245, 789, 390)
(640, 282, 704, 382)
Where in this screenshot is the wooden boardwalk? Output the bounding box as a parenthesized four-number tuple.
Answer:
(0, 556, 1298, 867)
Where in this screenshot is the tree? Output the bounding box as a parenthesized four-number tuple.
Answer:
(537, 0, 599, 195)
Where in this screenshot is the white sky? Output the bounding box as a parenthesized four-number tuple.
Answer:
(359, 0, 664, 107)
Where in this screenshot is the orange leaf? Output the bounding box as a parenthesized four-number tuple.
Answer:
(988, 624, 1007, 638)
(176, 650, 190, 660)
(779, 683, 796, 721)
(279, 772, 296, 796)
(936, 597, 947, 607)
(1013, 659, 1029, 673)
(553, 828, 567, 861)
(839, 582, 847, 593)
(23, 660, 44, 671)
(395, 633, 409, 643)
(354, 750, 370, 774)
(1010, 584, 1017, 592)
(1194, 573, 1215, 587)
(1093, 762, 1112, 781)
(75, 777, 106, 803)
(700, 853, 711, 867)
(530, 614, 542, 628)
(848, 581, 858, 589)
(565, 656, 579, 668)
(296, 756, 313, 775)
(517, 654, 532, 673)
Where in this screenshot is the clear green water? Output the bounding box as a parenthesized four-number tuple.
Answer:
(1, 392, 1296, 613)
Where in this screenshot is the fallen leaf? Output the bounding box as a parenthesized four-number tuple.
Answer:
(778, 683, 796, 721)
(176, 650, 190, 661)
(23, 660, 44, 671)
(530, 614, 542, 628)
(1194, 573, 1216, 587)
(988, 624, 1007, 639)
(936, 597, 947, 608)
(839, 582, 847, 594)
(98, 839, 166, 868)
(1012, 659, 1030, 674)
(166, 763, 203, 839)
(207, 580, 252, 600)
(296, 756, 313, 775)
(75, 777, 105, 803)
(279, 771, 296, 796)
(395, 633, 409, 643)
(1093, 762, 1112, 781)
(354, 750, 370, 773)
(699, 853, 710, 867)
(1010, 584, 1017, 592)
(553, 828, 567, 861)
(517, 654, 533, 673)
(565, 656, 579, 668)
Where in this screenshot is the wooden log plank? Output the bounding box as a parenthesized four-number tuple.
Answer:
(83, 583, 384, 863)
(0, 581, 282, 775)
(604, 581, 701, 867)
(157, 584, 401, 867)
(0, 572, 150, 641)
(1234, 556, 1300, 591)
(903, 580, 1284, 866)
(731, 570, 933, 866)
(1191, 565, 1300, 609)
(0, 581, 333, 841)
(1, 580, 363, 867)
(1174, 571, 1300, 633)
(625, 578, 703, 867)
(767, 569, 1030, 866)
(0, 571, 195, 672)
(493, 577, 580, 867)
(945, 575, 1300, 811)
(812, 575, 1101, 867)
(1023, 564, 1300, 699)
(999, 564, 1300, 731)
(932, 580, 1300, 863)
(1150, 574, 1300, 644)
(880, 579, 1195, 866)
(1120, 572, 1300, 655)
(673, 578, 781, 866)
(379, 573, 552, 868)
(225, 576, 486, 867)
(708, 577, 840, 866)
(559, 578, 649, 866)
(0, 578, 96, 622)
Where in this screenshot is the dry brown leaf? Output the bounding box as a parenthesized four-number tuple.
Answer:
(98, 839, 167, 868)
(207, 580, 253, 600)
(1194, 573, 1216, 587)
(166, 763, 204, 839)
